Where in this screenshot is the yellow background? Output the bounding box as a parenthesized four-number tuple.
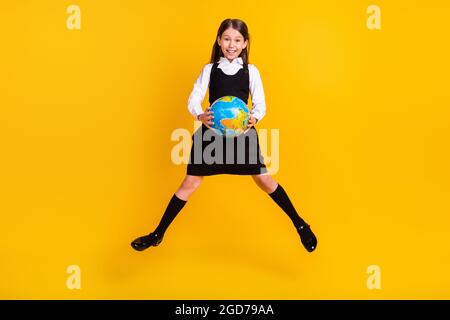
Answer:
(2, 0, 450, 299)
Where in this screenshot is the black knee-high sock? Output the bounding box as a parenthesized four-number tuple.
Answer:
(153, 194, 187, 235)
(268, 184, 306, 228)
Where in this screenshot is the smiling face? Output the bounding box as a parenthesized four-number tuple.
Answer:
(217, 27, 248, 62)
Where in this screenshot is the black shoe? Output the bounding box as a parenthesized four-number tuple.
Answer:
(131, 232, 164, 251)
(297, 224, 317, 252)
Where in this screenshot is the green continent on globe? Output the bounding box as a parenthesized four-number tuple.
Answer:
(220, 108, 247, 131)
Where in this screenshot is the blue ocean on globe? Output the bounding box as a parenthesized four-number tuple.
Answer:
(209, 96, 250, 137)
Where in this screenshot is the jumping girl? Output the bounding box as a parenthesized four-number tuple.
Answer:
(131, 18, 318, 253)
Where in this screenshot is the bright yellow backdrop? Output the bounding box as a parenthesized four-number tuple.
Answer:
(2, 0, 450, 299)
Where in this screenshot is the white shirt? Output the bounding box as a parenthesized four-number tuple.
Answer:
(187, 57, 267, 122)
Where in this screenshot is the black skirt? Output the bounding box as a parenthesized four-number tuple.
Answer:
(187, 124, 267, 176)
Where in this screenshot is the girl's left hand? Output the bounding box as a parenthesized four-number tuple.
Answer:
(247, 116, 258, 128)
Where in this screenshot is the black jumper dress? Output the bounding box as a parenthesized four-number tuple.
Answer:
(186, 61, 267, 176)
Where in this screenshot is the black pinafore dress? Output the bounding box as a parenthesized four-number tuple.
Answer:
(187, 61, 267, 176)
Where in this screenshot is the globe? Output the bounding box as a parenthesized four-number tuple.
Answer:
(209, 96, 250, 137)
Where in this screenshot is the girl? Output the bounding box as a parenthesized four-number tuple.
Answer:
(131, 19, 317, 253)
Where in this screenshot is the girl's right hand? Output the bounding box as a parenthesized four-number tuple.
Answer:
(197, 107, 214, 128)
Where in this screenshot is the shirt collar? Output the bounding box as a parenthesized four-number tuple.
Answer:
(218, 56, 244, 65)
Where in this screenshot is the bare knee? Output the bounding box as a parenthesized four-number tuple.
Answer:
(181, 175, 203, 191)
(252, 175, 278, 193)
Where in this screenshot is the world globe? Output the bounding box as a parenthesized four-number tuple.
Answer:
(209, 96, 250, 137)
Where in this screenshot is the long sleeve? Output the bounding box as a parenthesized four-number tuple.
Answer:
(187, 63, 213, 118)
(248, 64, 266, 122)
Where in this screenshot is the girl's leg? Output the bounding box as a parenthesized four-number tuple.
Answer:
(152, 175, 203, 234)
(175, 175, 204, 201)
(131, 175, 203, 251)
(252, 174, 318, 252)
(252, 173, 278, 194)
